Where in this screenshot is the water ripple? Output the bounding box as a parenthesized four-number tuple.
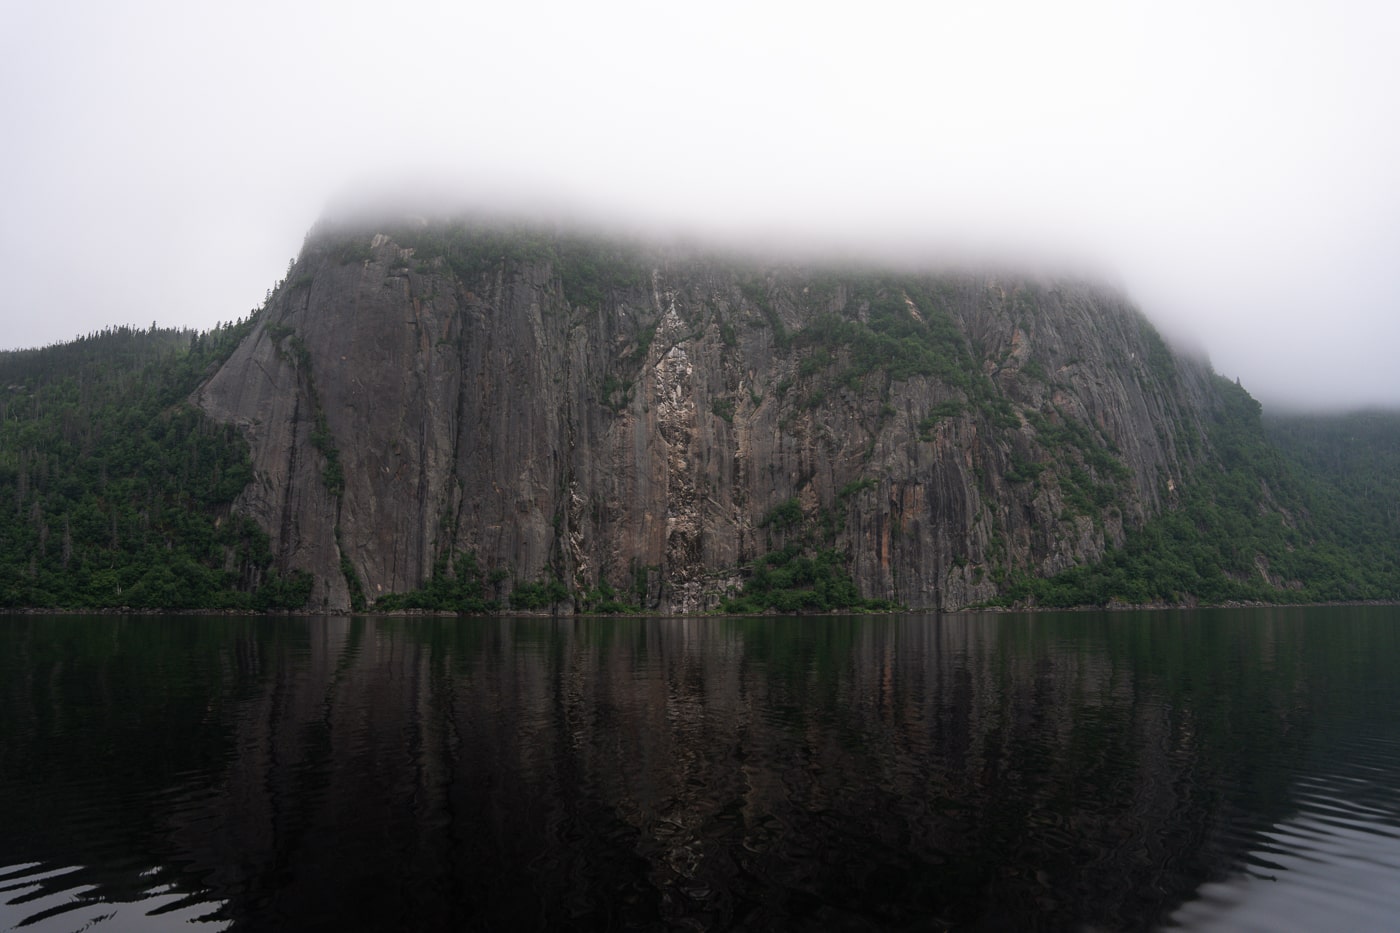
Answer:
(1171, 763, 1400, 931)
(0, 861, 227, 933)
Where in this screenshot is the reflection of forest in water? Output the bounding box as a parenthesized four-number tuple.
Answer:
(3, 608, 1400, 931)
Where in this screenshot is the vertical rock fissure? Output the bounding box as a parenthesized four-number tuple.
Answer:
(277, 392, 301, 568)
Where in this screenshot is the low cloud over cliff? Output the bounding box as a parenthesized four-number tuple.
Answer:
(3, 1, 1398, 409)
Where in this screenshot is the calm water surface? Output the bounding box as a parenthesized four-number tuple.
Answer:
(3, 608, 1400, 931)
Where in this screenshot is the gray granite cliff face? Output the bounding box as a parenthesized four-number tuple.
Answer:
(195, 222, 1218, 611)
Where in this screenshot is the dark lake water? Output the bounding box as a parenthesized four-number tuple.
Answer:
(3, 608, 1400, 931)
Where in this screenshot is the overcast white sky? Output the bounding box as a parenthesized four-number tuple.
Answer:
(3, 0, 1398, 410)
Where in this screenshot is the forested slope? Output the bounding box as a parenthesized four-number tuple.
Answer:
(1264, 411, 1400, 596)
(1003, 387, 1400, 607)
(0, 322, 311, 609)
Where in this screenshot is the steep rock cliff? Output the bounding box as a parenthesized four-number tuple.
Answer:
(195, 218, 1219, 611)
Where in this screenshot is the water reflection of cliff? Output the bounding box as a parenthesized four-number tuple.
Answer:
(7, 611, 1395, 930)
(145, 611, 1339, 931)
